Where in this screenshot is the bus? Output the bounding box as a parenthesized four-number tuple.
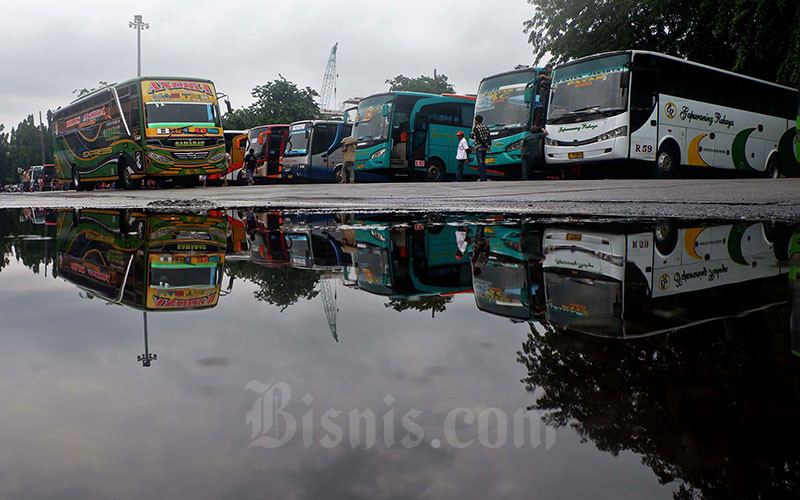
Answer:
(543, 51, 799, 178)
(472, 66, 547, 178)
(204, 129, 244, 185)
(541, 221, 794, 337)
(254, 125, 289, 181)
(55, 209, 227, 310)
(52, 77, 226, 190)
(353, 92, 475, 181)
(280, 120, 352, 182)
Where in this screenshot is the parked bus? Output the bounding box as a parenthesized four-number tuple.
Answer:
(280, 120, 352, 182)
(52, 77, 226, 190)
(253, 125, 289, 181)
(353, 92, 475, 181)
(204, 129, 244, 185)
(471, 66, 547, 178)
(543, 51, 799, 178)
(55, 209, 227, 310)
(541, 221, 794, 337)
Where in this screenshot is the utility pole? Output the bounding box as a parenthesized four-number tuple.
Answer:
(38, 111, 46, 167)
(128, 14, 149, 77)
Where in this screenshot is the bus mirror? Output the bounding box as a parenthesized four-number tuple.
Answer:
(224, 99, 232, 114)
(620, 74, 630, 89)
(382, 104, 389, 117)
(305, 130, 310, 140)
(524, 86, 533, 104)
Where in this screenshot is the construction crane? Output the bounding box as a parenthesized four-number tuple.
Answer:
(321, 277, 338, 342)
(320, 42, 338, 113)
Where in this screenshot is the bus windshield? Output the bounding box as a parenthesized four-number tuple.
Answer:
(284, 123, 310, 156)
(476, 69, 538, 131)
(548, 54, 630, 124)
(145, 102, 221, 129)
(544, 269, 621, 331)
(473, 261, 531, 319)
(150, 264, 218, 288)
(355, 95, 393, 141)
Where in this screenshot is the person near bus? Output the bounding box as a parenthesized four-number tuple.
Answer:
(520, 126, 548, 180)
(537, 64, 553, 121)
(244, 148, 257, 186)
(470, 115, 490, 182)
(455, 130, 469, 181)
(21, 169, 31, 192)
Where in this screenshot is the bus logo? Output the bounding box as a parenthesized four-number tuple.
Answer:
(658, 273, 671, 291)
(665, 102, 676, 120)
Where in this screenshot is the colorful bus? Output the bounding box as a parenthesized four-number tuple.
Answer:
(52, 77, 226, 190)
(280, 120, 352, 182)
(543, 51, 799, 178)
(353, 92, 475, 181)
(471, 66, 547, 178)
(541, 221, 793, 337)
(204, 129, 244, 185)
(56, 209, 227, 310)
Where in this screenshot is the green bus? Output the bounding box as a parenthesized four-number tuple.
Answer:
(52, 77, 226, 190)
(353, 92, 475, 181)
(56, 209, 227, 310)
(471, 66, 546, 179)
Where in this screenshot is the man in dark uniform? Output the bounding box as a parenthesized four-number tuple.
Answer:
(520, 126, 547, 180)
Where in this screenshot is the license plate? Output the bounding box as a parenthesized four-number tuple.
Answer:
(183, 168, 204, 175)
(414, 160, 425, 167)
(568, 152, 584, 159)
(288, 174, 293, 178)
(566, 233, 582, 241)
(485, 157, 496, 164)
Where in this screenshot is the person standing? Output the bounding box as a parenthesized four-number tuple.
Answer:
(537, 64, 554, 121)
(455, 130, 468, 181)
(470, 115, 490, 181)
(21, 169, 31, 192)
(520, 126, 548, 180)
(244, 148, 257, 186)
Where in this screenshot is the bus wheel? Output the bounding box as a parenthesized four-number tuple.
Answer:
(425, 160, 444, 182)
(653, 146, 677, 179)
(118, 159, 141, 190)
(763, 155, 780, 179)
(334, 166, 346, 184)
(71, 166, 82, 191)
(236, 170, 246, 186)
(654, 220, 678, 255)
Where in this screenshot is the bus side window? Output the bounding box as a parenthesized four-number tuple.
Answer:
(460, 104, 474, 128)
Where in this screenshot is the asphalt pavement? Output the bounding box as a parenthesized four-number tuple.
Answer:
(2, 178, 799, 220)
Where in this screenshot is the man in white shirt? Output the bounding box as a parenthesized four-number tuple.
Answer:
(455, 130, 468, 181)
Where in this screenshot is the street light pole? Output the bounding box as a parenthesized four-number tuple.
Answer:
(128, 14, 149, 77)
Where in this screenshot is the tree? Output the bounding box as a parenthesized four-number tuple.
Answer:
(222, 76, 321, 130)
(385, 295, 452, 315)
(225, 260, 321, 311)
(385, 73, 455, 94)
(523, 0, 800, 86)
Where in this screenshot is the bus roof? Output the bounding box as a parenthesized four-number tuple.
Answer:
(288, 119, 346, 127)
(555, 50, 796, 92)
(478, 66, 544, 85)
(360, 91, 440, 101)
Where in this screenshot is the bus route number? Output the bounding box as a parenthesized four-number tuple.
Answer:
(634, 144, 653, 153)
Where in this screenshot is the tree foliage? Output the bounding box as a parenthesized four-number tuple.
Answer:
(0, 114, 54, 184)
(524, 0, 800, 86)
(225, 260, 321, 311)
(223, 76, 321, 130)
(385, 73, 456, 94)
(385, 295, 452, 315)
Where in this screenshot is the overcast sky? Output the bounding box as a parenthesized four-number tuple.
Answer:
(0, 0, 541, 130)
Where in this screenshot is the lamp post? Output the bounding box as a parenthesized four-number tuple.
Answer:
(137, 311, 157, 367)
(128, 14, 149, 77)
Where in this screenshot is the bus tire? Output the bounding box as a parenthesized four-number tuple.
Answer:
(763, 154, 780, 179)
(653, 145, 678, 179)
(236, 170, 245, 186)
(118, 157, 141, 190)
(654, 220, 678, 256)
(334, 165, 346, 184)
(425, 159, 444, 182)
(71, 165, 82, 191)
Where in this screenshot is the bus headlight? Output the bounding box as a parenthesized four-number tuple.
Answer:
(209, 151, 225, 163)
(545, 137, 557, 146)
(505, 140, 523, 152)
(147, 151, 173, 163)
(371, 148, 388, 159)
(597, 126, 627, 142)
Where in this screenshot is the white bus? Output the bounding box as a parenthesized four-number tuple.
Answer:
(544, 50, 798, 178)
(541, 222, 794, 337)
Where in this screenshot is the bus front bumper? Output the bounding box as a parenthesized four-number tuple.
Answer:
(545, 137, 628, 164)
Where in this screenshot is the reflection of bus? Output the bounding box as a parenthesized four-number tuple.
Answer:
(544, 51, 798, 178)
(471, 67, 546, 178)
(541, 221, 793, 337)
(285, 228, 350, 271)
(354, 220, 472, 297)
(247, 211, 289, 267)
(280, 120, 352, 182)
(52, 77, 226, 190)
(471, 222, 544, 320)
(56, 210, 227, 310)
(353, 92, 476, 181)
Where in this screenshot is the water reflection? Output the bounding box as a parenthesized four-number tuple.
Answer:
(2, 207, 800, 498)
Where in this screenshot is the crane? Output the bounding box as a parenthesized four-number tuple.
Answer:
(320, 42, 338, 113)
(321, 277, 338, 342)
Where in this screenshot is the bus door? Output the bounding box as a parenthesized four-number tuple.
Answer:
(231, 134, 247, 173)
(411, 114, 429, 171)
(266, 131, 286, 177)
(323, 123, 351, 171)
(309, 123, 340, 180)
(629, 56, 658, 162)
